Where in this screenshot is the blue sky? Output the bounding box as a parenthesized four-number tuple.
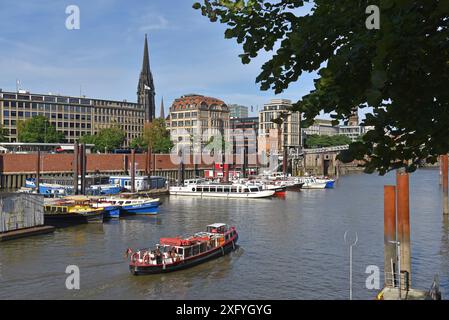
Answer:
(0, 0, 319, 117)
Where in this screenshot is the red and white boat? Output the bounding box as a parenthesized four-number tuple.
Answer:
(127, 223, 238, 275)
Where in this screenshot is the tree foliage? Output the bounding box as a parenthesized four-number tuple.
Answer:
(17, 115, 64, 143)
(130, 136, 148, 150)
(79, 126, 126, 153)
(305, 134, 351, 149)
(194, 0, 449, 174)
(143, 118, 173, 153)
(0, 125, 8, 142)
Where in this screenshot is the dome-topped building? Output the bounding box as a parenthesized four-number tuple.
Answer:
(168, 94, 230, 152)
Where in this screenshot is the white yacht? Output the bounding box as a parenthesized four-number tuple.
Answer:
(169, 183, 275, 198)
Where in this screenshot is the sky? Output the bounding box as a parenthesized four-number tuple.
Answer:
(0, 0, 320, 118)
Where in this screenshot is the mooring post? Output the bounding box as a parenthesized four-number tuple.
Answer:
(442, 154, 448, 215)
(396, 171, 411, 290)
(73, 142, 79, 195)
(439, 155, 443, 185)
(384, 185, 397, 287)
(36, 149, 41, 193)
(131, 148, 136, 193)
(81, 143, 87, 195)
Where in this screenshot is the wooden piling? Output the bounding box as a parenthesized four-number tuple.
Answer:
(397, 171, 411, 289)
(442, 154, 448, 215)
(73, 142, 79, 195)
(36, 149, 40, 193)
(384, 185, 397, 286)
(131, 149, 136, 193)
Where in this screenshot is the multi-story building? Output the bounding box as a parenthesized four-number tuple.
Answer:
(228, 104, 249, 119)
(258, 99, 301, 155)
(0, 35, 155, 147)
(302, 119, 339, 137)
(167, 94, 230, 152)
(230, 117, 259, 153)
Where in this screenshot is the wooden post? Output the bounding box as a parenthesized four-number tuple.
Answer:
(36, 150, 41, 193)
(81, 143, 87, 195)
(439, 155, 443, 185)
(131, 149, 136, 193)
(73, 142, 79, 195)
(384, 185, 397, 287)
(397, 171, 411, 289)
(442, 154, 448, 215)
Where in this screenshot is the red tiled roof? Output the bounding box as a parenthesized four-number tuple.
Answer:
(171, 94, 227, 111)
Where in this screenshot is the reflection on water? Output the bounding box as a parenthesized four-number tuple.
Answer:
(0, 169, 448, 299)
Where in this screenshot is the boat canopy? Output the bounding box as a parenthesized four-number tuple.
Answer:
(207, 223, 228, 233)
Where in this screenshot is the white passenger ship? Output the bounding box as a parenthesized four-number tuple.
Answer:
(169, 183, 275, 198)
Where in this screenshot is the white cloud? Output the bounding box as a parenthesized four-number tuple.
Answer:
(139, 15, 169, 32)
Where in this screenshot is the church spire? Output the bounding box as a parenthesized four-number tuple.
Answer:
(137, 34, 156, 122)
(160, 96, 165, 119)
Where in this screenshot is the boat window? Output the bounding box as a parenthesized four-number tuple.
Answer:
(250, 187, 259, 192)
(224, 186, 231, 193)
(225, 234, 230, 241)
(243, 188, 249, 193)
(217, 187, 224, 192)
(200, 242, 207, 252)
(210, 187, 217, 192)
(197, 187, 202, 192)
(176, 247, 184, 255)
(192, 244, 200, 256)
(231, 186, 237, 193)
(184, 247, 192, 258)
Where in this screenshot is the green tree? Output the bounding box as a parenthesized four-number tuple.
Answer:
(17, 115, 64, 143)
(96, 126, 126, 152)
(305, 134, 351, 148)
(79, 127, 126, 153)
(130, 136, 148, 150)
(0, 125, 8, 142)
(143, 118, 173, 153)
(194, 1, 449, 174)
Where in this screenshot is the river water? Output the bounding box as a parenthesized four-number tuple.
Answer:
(0, 169, 448, 300)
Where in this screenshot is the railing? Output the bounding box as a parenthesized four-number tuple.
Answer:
(303, 145, 349, 154)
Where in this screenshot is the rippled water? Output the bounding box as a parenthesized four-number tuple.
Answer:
(0, 169, 448, 299)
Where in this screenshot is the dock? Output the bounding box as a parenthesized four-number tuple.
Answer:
(0, 225, 55, 242)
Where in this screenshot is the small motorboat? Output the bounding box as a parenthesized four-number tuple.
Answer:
(105, 197, 161, 215)
(90, 202, 120, 219)
(127, 223, 238, 275)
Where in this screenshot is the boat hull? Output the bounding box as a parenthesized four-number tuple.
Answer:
(103, 206, 121, 219)
(120, 202, 160, 215)
(130, 235, 238, 275)
(44, 211, 103, 227)
(169, 190, 275, 198)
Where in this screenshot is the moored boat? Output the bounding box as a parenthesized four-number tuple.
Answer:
(127, 223, 238, 275)
(105, 197, 161, 215)
(170, 183, 275, 198)
(44, 204, 104, 227)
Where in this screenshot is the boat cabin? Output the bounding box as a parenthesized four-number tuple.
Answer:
(207, 223, 228, 234)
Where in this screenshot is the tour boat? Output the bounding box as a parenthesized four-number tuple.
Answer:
(104, 197, 161, 215)
(169, 183, 275, 198)
(127, 223, 238, 275)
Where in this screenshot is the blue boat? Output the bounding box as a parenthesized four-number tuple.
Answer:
(105, 197, 161, 215)
(102, 205, 121, 219)
(121, 203, 159, 215)
(88, 184, 122, 195)
(325, 180, 335, 188)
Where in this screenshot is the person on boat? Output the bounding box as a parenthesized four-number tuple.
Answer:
(155, 248, 162, 264)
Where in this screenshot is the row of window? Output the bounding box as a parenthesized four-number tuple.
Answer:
(3, 110, 92, 121)
(170, 112, 198, 119)
(2, 101, 143, 116)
